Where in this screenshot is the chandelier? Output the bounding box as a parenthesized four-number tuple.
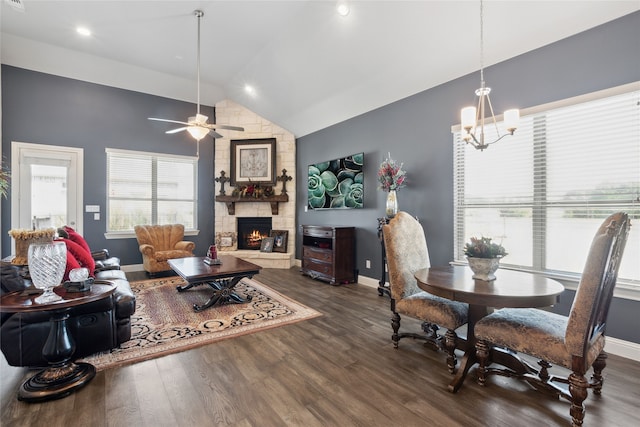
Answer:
(461, 0, 519, 151)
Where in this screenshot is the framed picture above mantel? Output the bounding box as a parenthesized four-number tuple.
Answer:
(230, 138, 277, 185)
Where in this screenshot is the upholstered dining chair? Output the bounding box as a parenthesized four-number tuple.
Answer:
(474, 212, 631, 427)
(383, 211, 469, 373)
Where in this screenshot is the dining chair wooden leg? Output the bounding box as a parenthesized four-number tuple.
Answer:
(444, 329, 458, 374)
(569, 371, 589, 427)
(591, 352, 607, 395)
(391, 311, 401, 349)
(475, 339, 490, 386)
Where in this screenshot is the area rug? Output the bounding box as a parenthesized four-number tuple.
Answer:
(80, 276, 321, 371)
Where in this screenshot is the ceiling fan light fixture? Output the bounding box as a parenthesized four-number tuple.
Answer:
(187, 126, 209, 141)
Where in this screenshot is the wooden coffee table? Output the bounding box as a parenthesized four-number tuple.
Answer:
(168, 255, 262, 312)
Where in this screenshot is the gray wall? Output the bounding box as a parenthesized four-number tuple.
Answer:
(1, 65, 217, 264)
(295, 11, 640, 344)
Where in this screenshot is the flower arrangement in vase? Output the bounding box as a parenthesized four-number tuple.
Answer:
(463, 236, 507, 281)
(378, 153, 406, 218)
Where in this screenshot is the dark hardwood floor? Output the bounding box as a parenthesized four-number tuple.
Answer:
(2, 267, 639, 426)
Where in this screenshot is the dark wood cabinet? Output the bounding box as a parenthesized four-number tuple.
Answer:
(301, 225, 356, 285)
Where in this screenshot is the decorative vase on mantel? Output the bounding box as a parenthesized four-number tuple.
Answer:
(467, 257, 500, 281)
(385, 190, 398, 218)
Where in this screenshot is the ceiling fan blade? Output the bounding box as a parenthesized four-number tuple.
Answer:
(202, 123, 245, 132)
(149, 117, 190, 126)
(214, 124, 245, 132)
(209, 130, 224, 139)
(166, 127, 188, 134)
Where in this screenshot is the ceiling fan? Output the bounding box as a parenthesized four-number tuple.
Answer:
(148, 10, 244, 147)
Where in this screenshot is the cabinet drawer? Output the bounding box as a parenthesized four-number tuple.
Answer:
(303, 228, 333, 238)
(303, 246, 333, 263)
(303, 258, 333, 276)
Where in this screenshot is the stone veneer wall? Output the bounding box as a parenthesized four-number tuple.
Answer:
(214, 99, 296, 268)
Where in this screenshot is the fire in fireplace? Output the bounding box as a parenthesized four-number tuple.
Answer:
(237, 217, 272, 250)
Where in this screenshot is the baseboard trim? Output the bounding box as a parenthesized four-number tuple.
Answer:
(121, 263, 143, 273)
(605, 337, 640, 362)
(356, 273, 640, 362)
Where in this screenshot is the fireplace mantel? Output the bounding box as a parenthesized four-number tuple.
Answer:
(215, 194, 289, 215)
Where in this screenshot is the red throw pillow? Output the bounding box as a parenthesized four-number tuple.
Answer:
(63, 225, 92, 255)
(57, 238, 95, 278)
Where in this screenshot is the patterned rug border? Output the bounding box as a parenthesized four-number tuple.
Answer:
(80, 276, 322, 371)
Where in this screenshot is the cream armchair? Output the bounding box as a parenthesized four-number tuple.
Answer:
(134, 224, 195, 275)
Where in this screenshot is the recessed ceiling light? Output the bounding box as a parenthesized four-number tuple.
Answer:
(76, 27, 92, 37)
(244, 85, 256, 95)
(336, 1, 350, 17)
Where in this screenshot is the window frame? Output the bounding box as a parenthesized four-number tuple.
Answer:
(105, 148, 199, 238)
(452, 82, 640, 300)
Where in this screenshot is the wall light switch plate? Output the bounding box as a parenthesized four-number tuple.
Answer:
(93, 213, 100, 220)
(86, 205, 100, 213)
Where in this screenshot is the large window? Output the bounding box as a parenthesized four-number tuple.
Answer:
(453, 84, 639, 286)
(106, 149, 198, 233)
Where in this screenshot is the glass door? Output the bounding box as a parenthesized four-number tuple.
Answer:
(11, 142, 83, 233)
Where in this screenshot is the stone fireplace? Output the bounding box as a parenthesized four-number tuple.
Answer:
(213, 99, 296, 269)
(237, 217, 272, 250)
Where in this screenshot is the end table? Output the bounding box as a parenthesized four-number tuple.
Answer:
(0, 281, 116, 402)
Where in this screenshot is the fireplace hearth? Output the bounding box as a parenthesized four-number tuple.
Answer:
(237, 217, 272, 250)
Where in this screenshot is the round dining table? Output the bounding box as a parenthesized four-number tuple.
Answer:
(414, 265, 565, 393)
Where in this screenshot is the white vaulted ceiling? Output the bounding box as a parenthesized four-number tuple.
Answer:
(1, 1, 638, 137)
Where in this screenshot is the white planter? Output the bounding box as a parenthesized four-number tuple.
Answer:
(467, 257, 500, 281)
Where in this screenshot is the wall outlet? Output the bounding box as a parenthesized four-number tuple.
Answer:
(366, 259, 371, 269)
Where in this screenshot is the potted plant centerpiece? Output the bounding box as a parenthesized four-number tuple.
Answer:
(463, 236, 507, 281)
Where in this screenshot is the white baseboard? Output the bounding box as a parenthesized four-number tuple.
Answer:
(121, 263, 143, 273)
(356, 273, 640, 362)
(605, 337, 640, 362)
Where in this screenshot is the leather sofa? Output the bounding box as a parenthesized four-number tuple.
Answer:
(0, 250, 136, 367)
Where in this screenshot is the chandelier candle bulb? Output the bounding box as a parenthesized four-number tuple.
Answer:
(504, 109, 519, 133)
(461, 107, 476, 131)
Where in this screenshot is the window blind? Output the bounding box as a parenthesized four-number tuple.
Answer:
(106, 149, 198, 232)
(453, 86, 639, 285)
